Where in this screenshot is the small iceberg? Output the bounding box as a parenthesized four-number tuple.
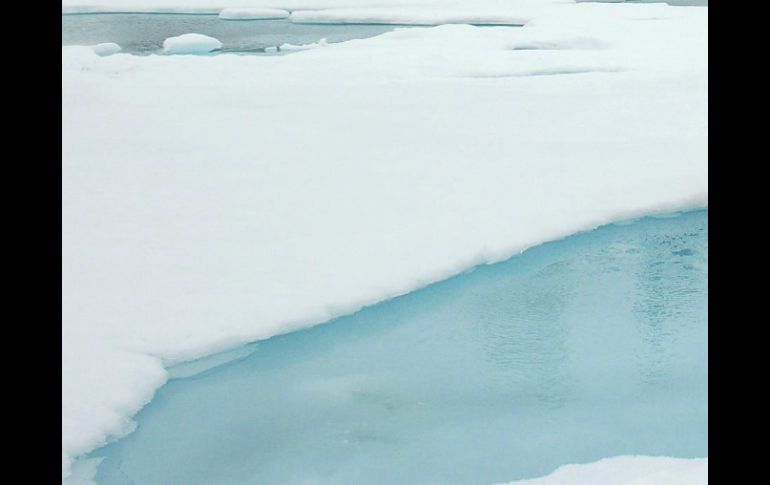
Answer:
(218, 8, 290, 20)
(163, 33, 222, 55)
(92, 42, 121, 57)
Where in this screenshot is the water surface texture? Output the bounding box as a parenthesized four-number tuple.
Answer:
(93, 211, 708, 485)
(61, 15, 403, 54)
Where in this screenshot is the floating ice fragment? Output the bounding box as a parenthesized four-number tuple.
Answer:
(91, 42, 121, 56)
(162, 33, 222, 55)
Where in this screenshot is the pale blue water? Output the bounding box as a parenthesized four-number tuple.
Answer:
(92, 210, 708, 485)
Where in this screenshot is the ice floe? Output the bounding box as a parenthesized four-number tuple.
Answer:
(91, 42, 121, 56)
(289, 8, 528, 26)
(218, 7, 290, 20)
(162, 33, 222, 54)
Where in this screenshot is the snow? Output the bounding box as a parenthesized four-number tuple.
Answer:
(61, 0, 707, 482)
(59, 1, 613, 16)
(60, 0, 708, 16)
(65, 458, 103, 485)
(289, 8, 528, 26)
(501, 456, 708, 485)
(60, 0, 445, 15)
(91, 42, 121, 56)
(265, 37, 328, 52)
(162, 33, 222, 54)
(218, 7, 289, 20)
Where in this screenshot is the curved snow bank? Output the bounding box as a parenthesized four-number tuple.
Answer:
(92, 42, 121, 56)
(218, 7, 289, 20)
(501, 456, 708, 485)
(62, 2, 707, 481)
(162, 33, 222, 54)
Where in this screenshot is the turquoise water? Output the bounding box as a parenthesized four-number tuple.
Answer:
(92, 211, 708, 485)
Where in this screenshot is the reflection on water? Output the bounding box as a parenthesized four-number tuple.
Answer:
(632, 219, 708, 386)
(92, 211, 707, 485)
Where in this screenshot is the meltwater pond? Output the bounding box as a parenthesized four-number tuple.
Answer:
(92, 211, 707, 485)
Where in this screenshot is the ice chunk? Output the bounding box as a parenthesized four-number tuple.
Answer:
(91, 42, 121, 56)
(162, 33, 222, 55)
(218, 8, 290, 20)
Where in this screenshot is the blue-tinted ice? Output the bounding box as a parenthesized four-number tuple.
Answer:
(92, 211, 708, 485)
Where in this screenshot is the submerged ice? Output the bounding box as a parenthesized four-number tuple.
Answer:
(92, 211, 708, 485)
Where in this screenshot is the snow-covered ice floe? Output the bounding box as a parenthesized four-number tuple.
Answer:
(218, 7, 289, 20)
(501, 456, 708, 485)
(289, 8, 528, 26)
(61, 0, 707, 482)
(162, 33, 221, 54)
(91, 42, 121, 56)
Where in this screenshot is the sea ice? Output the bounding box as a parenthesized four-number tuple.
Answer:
(289, 8, 529, 26)
(91, 42, 121, 56)
(61, 1, 708, 481)
(265, 38, 329, 52)
(162, 33, 222, 54)
(218, 7, 290, 20)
